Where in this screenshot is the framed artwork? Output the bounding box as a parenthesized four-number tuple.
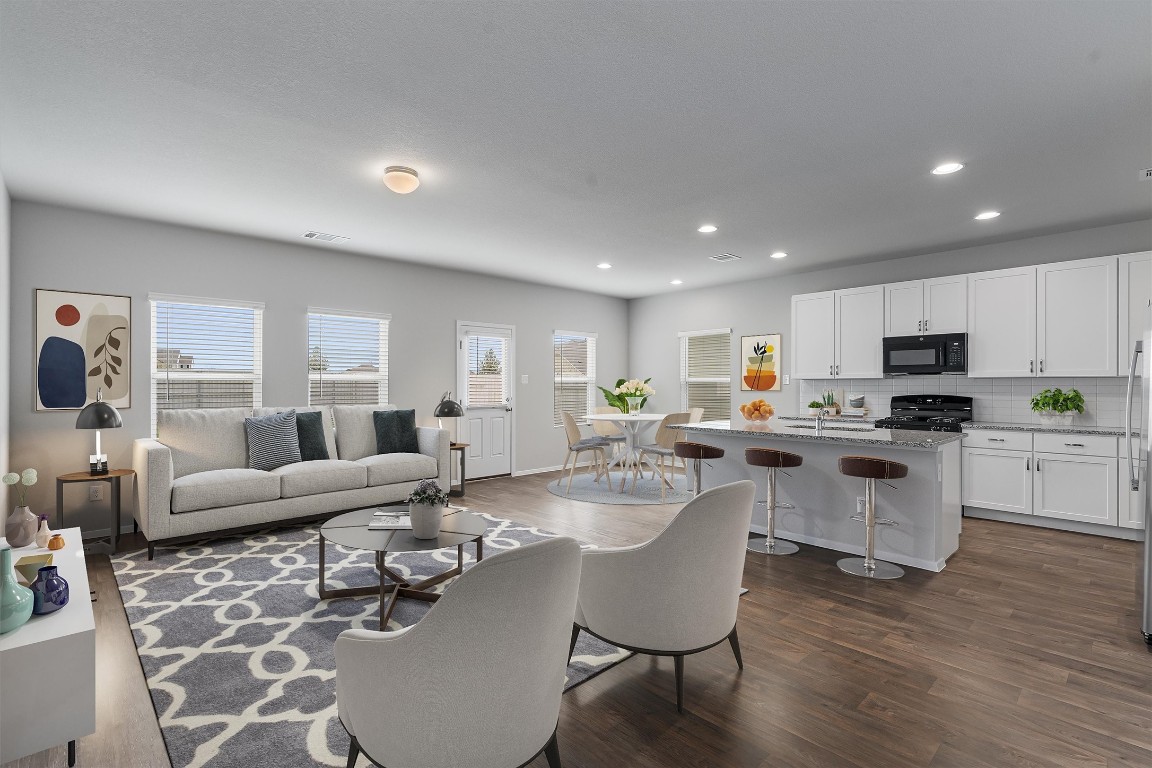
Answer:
(740, 334, 781, 391)
(35, 289, 131, 410)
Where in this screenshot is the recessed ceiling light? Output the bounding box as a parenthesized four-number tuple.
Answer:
(670, 279, 683, 285)
(382, 166, 420, 194)
(697, 224, 718, 233)
(931, 162, 965, 175)
(597, 262, 612, 269)
(770, 251, 788, 259)
(974, 210, 1001, 220)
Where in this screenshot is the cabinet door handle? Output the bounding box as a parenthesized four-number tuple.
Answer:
(1064, 442, 1084, 448)
(924, 320, 928, 331)
(1030, 359, 1034, 373)
(1039, 359, 1044, 373)
(1026, 457, 1030, 470)
(1036, 459, 1041, 472)
(835, 364, 840, 375)
(829, 364, 833, 376)
(918, 320, 922, 332)
(988, 438, 1006, 442)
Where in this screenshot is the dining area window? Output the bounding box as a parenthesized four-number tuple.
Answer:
(553, 331, 597, 426)
(679, 328, 731, 422)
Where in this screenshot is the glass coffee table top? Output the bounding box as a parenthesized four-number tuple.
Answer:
(321, 505, 488, 553)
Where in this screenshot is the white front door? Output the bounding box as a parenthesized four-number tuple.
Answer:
(458, 322, 514, 479)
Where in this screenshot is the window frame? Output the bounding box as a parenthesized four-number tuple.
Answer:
(553, 330, 598, 427)
(679, 327, 732, 422)
(306, 307, 391, 407)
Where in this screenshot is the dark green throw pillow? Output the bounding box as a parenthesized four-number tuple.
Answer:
(374, 409, 420, 454)
(296, 410, 330, 461)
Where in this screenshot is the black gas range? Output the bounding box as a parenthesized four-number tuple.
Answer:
(873, 395, 973, 433)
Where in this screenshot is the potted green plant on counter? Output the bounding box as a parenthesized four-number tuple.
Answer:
(1029, 388, 1085, 426)
(807, 400, 824, 416)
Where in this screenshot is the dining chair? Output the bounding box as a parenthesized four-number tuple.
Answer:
(590, 406, 627, 458)
(559, 411, 612, 494)
(635, 412, 692, 500)
(569, 481, 756, 712)
(668, 407, 706, 479)
(337, 537, 583, 768)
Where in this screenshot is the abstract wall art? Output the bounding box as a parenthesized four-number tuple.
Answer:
(35, 289, 131, 410)
(740, 333, 781, 391)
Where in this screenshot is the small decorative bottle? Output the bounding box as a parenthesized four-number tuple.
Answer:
(47, 534, 65, 551)
(34, 515, 52, 549)
(30, 565, 69, 615)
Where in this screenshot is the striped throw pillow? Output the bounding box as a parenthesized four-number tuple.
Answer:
(245, 410, 302, 471)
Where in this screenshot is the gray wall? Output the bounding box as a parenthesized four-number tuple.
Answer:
(8, 201, 629, 532)
(630, 219, 1152, 417)
(0, 172, 9, 495)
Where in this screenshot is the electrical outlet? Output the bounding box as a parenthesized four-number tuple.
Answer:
(784, 374, 790, 385)
(520, 374, 529, 384)
(857, 496, 866, 517)
(88, 485, 103, 502)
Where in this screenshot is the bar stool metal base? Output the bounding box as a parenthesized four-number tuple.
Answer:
(747, 534, 799, 555)
(837, 556, 904, 579)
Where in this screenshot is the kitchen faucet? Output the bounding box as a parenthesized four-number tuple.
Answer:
(815, 407, 831, 436)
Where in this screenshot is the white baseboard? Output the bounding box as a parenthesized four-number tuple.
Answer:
(513, 461, 596, 477)
(963, 507, 1145, 541)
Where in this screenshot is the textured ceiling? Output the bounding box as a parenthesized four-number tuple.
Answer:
(1, 1, 1149, 298)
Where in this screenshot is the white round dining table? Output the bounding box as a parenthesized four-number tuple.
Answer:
(584, 412, 667, 490)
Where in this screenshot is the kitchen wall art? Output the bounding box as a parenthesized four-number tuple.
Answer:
(741, 333, 782, 391)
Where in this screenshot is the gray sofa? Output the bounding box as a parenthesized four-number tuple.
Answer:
(132, 404, 449, 558)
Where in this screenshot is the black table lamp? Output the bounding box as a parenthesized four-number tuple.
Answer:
(434, 391, 464, 434)
(75, 388, 123, 475)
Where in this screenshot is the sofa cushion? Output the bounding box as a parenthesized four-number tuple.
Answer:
(295, 411, 330, 461)
(158, 408, 252, 479)
(171, 468, 281, 513)
(253, 406, 338, 460)
(245, 410, 302, 471)
(357, 453, 438, 487)
(374, 409, 420, 455)
(271, 460, 367, 498)
(333, 404, 397, 461)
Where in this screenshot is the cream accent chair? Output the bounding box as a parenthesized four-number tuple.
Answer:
(337, 537, 582, 768)
(634, 412, 692, 501)
(559, 412, 612, 494)
(570, 480, 755, 712)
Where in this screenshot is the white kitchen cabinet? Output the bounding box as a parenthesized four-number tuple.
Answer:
(791, 291, 836, 379)
(1033, 452, 1118, 525)
(1036, 256, 1117, 377)
(834, 284, 884, 378)
(883, 276, 966, 337)
(967, 266, 1037, 377)
(1118, 251, 1152, 376)
(963, 447, 1033, 515)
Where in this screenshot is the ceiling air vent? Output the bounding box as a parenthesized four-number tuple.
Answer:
(302, 231, 350, 243)
(709, 253, 742, 263)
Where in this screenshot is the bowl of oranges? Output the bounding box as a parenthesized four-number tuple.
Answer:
(739, 399, 775, 422)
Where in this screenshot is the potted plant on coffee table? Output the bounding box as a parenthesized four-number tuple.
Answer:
(406, 479, 449, 539)
(1029, 388, 1085, 426)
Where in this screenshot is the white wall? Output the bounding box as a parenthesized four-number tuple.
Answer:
(0, 171, 9, 491)
(630, 219, 1152, 418)
(8, 201, 628, 532)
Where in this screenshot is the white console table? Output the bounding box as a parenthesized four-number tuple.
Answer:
(1, 528, 95, 766)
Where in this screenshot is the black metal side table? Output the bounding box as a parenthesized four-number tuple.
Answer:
(56, 469, 135, 555)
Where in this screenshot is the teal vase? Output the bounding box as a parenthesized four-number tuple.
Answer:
(1, 544, 34, 634)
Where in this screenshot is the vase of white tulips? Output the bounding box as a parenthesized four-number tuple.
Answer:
(598, 378, 655, 414)
(3, 469, 39, 548)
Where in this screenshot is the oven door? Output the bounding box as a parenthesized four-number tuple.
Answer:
(883, 334, 963, 375)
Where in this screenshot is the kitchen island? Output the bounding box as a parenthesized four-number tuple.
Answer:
(672, 420, 963, 571)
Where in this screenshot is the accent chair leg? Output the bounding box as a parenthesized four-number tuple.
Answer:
(147, 542, 155, 561)
(543, 729, 562, 768)
(674, 655, 685, 713)
(728, 627, 744, 669)
(568, 623, 581, 663)
(67, 740, 76, 767)
(346, 735, 359, 768)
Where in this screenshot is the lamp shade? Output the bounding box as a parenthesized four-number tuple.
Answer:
(434, 392, 464, 418)
(75, 400, 123, 430)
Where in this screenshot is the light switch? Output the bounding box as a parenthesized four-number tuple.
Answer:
(784, 374, 790, 385)
(520, 374, 529, 384)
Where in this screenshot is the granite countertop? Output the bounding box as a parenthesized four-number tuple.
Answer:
(778, 414, 1130, 438)
(672, 420, 964, 449)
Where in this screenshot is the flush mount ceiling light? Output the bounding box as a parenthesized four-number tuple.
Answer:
(697, 224, 718, 233)
(597, 262, 612, 269)
(974, 210, 1001, 220)
(670, 279, 683, 285)
(770, 251, 788, 259)
(382, 166, 420, 194)
(931, 161, 965, 175)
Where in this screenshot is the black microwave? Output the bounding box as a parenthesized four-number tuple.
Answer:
(882, 333, 967, 375)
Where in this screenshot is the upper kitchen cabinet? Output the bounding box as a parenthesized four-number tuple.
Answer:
(791, 291, 836, 379)
(1118, 251, 1152, 376)
(1036, 256, 1117, 377)
(967, 266, 1037, 377)
(791, 286, 883, 379)
(884, 276, 966, 336)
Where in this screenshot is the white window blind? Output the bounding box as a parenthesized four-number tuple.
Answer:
(680, 328, 732, 422)
(150, 294, 264, 434)
(307, 309, 390, 406)
(553, 331, 597, 426)
(464, 331, 510, 408)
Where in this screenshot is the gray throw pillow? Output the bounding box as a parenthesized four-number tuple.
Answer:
(373, 409, 420, 454)
(245, 410, 302, 471)
(296, 411, 330, 461)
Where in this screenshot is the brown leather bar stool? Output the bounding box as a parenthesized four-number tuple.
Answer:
(837, 456, 908, 579)
(744, 448, 803, 555)
(673, 441, 725, 496)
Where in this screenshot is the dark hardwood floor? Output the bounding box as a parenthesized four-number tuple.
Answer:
(7, 470, 1151, 767)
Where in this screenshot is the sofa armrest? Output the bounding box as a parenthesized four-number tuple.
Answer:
(133, 438, 174, 541)
(416, 427, 451, 490)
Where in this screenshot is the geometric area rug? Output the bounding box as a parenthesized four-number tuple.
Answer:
(111, 514, 630, 768)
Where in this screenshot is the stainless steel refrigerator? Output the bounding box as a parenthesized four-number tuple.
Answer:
(1124, 334, 1152, 644)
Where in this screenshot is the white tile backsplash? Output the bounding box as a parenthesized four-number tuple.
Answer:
(800, 376, 1128, 427)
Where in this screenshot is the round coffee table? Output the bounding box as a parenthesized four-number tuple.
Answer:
(318, 506, 487, 630)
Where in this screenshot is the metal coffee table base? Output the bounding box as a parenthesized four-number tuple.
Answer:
(318, 536, 484, 630)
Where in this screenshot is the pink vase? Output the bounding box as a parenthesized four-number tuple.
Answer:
(4, 506, 37, 548)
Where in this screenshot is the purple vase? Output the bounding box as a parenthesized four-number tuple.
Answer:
(30, 565, 69, 615)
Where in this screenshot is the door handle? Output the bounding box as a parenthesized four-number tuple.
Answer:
(1064, 443, 1084, 448)
(1029, 359, 1034, 374)
(918, 320, 922, 332)
(1036, 459, 1041, 472)
(988, 438, 1005, 442)
(923, 320, 928, 331)
(1039, 359, 1044, 374)
(829, 364, 833, 376)
(1025, 457, 1030, 471)
(1125, 342, 1142, 491)
(835, 364, 840, 376)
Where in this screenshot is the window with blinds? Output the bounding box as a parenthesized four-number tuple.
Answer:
(307, 310, 390, 406)
(553, 331, 597, 426)
(464, 332, 509, 408)
(150, 295, 264, 434)
(680, 328, 732, 422)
